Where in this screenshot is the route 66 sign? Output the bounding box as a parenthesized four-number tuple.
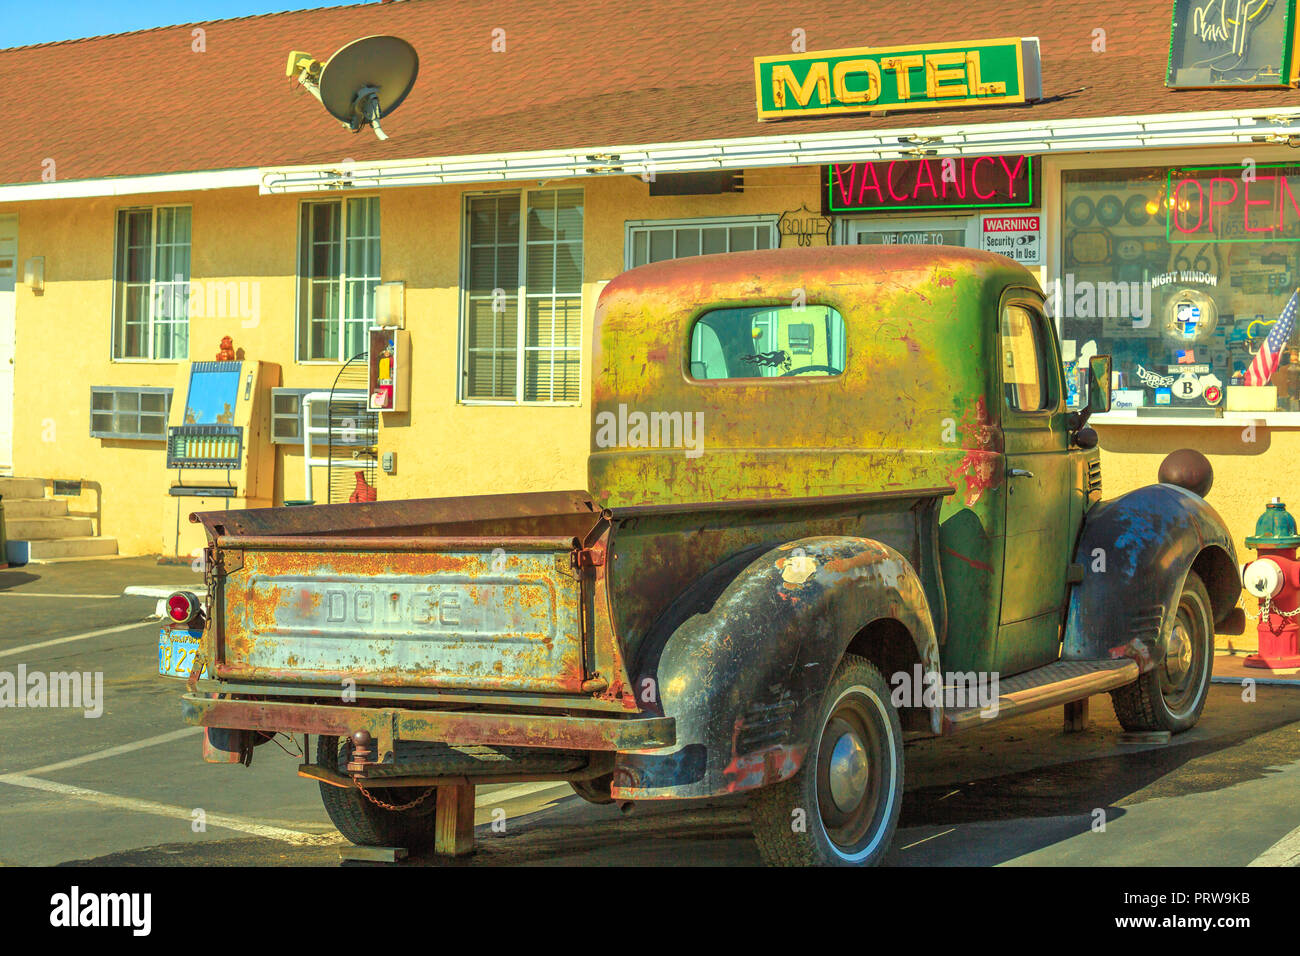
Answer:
(779, 204, 832, 248)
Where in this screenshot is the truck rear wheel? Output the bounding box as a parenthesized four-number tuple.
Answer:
(316, 736, 439, 849)
(1110, 570, 1214, 734)
(750, 654, 903, 866)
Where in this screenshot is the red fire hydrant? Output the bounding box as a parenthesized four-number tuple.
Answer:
(1242, 497, 1300, 670)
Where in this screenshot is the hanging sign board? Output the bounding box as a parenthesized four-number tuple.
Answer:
(822, 156, 1038, 215)
(754, 37, 1041, 121)
(981, 213, 1041, 265)
(1166, 0, 1295, 88)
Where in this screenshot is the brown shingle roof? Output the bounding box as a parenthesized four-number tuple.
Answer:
(2, 0, 1297, 187)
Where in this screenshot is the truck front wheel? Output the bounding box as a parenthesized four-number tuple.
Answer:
(751, 655, 903, 866)
(1110, 570, 1214, 734)
(316, 736, 439, 849)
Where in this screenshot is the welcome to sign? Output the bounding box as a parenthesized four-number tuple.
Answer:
(754, 37, 1041, 121)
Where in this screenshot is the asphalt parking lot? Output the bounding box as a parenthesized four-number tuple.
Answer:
(1, 556, 1298, 867)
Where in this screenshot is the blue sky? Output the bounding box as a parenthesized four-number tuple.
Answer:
(0, 0, 360, 48)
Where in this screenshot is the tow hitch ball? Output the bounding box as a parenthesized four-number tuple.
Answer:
(347, 730, 376, 773)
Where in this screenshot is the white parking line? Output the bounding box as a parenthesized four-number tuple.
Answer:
(476, 781, 573, 807)
(1249, 822, 1300, 866)
(899, 827, 956, 851)
(0, 774, 341, 846)
(0, 593, 119, 599)
(0, 620, 155, 658)
(2, 727, 202, 779)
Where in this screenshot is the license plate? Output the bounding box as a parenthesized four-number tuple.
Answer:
(158, 628, 207, 679)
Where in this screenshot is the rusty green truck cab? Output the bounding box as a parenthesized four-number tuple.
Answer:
(178, 245, 1241, 866)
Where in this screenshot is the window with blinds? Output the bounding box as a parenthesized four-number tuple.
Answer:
(112, 206, 191, 360)
(297, 197, 380, 362)
(463, 189, 583, 403)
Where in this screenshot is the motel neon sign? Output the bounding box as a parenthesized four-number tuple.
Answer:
(754, 37, 1041, 121)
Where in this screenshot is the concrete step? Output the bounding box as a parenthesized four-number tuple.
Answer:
(5, 516, 95, 540)
(0, 477, 45, 500)
(9, 536, 119, 562)
(2, 497, 69, 519)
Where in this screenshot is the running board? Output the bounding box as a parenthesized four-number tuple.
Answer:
(941, 659, 1139, 735)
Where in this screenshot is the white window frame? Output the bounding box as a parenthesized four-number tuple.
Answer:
(459, 188, 585, 406)
(110, 204, 191, 363)
(294, 195, 381, 365)
(624, 215, 779, 270)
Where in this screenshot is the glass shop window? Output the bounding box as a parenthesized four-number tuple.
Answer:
(688, 305, 846, 380)
(1057, 165, 1300, 416)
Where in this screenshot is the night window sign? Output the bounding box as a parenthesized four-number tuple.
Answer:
(754, 37, 1041, 121)
(1166, 0, 1295, 88)
(822, 156, 1038, 215)
(1166, 163, 1300, 242)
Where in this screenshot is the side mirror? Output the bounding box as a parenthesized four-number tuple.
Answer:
(1087, 355, 1112, 414)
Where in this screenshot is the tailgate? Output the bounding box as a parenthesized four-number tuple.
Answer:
(213, 535, 587, 694)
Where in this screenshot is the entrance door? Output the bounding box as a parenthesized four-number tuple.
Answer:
(0, 216, 15, 472)
(996, 295, 1072, 676)
(841, 215, 977, 248)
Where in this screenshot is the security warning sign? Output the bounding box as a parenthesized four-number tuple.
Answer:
(981, 214, 1041, 265)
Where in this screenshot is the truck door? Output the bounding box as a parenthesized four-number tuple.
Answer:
(996, 294, 1072, 675)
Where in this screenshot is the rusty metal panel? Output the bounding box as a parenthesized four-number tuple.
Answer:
(181, 694, 676, 751)
(192, 489, 600, 541)
(217, 544, 587, 693)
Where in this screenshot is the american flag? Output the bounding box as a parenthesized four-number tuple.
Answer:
(1245, 289, 1300, 387)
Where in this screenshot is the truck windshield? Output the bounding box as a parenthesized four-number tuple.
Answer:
(689, 305, 846, 379)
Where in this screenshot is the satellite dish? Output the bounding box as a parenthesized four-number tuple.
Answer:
(286, 35, 419, 140)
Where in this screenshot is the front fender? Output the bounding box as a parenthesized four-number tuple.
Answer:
(1063, 483, 1239, 671)
(611, 536, 940, 800)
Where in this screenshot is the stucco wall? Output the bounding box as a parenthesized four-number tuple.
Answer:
(1096, 425, 1289, 573)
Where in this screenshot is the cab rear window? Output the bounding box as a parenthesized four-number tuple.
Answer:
(688, 305, 846, 380)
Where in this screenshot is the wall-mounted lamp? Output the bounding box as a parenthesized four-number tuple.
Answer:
(374, 280, 405, 328)
(24, 257, 44, 295)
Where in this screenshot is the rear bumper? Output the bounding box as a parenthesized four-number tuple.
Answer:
(181, 693, 676, 752)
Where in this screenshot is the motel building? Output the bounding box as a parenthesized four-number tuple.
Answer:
(2, 0, 1300, 627)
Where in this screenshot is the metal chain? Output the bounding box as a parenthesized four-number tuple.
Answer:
(1246, 597, 1300, 622)
(354, 781, 436, 812)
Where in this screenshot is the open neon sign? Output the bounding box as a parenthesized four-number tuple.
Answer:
(822, 156, 1037, 214)
(1167, 164, 1300, 243)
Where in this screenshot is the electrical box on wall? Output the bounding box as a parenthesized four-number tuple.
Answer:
(368, 327, 409, 412)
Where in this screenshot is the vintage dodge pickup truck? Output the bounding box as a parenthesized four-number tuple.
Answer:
(166, 245, 1242, 866)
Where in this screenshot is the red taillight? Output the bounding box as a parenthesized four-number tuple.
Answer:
(167, 591, 198, 624)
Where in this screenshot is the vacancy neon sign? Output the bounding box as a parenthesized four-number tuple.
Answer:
(1167, 164, 1300, 243)
(823, 156, 1036, 214)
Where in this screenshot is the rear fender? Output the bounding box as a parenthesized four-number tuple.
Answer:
(612, 536, 940, 800)
(1063, 483, 1240, 672)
